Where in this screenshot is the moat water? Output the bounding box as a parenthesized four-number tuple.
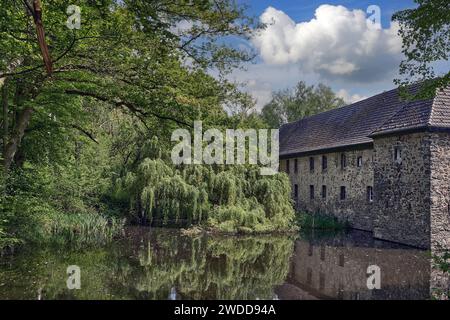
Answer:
(0, 227, 441, 300)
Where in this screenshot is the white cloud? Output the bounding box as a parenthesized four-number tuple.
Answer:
(229, 64, 319, 111)
(252, 5, 403, 82)
(336, 89, 368, 104)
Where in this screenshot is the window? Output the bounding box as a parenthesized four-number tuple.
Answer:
(310, 185, 315, 200)
(340, 153, 347, 169)
(340, 186, 346, 200)
(294, 159, 298, 173)
(339, 254, 345, 267)
(322, 156, 328, 171)
(367, 186, 374, 202)
(357, 156, 363, 167)
(294, 184, 298, 199)
(322, 185, 327, 199)
(307, 268, 312, 285)
(394, 146, 402, 164)
(319, 273, 325, 291)
(309, 157, 315, 171)
(286, 159, 290, 173)
(320, 245, 326, 261)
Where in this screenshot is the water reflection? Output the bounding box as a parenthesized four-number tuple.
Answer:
(0, 228, 447, 300)
(277, 230, 432, 300)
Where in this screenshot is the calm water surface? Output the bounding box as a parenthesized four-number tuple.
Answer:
(0, 227, 439, 300)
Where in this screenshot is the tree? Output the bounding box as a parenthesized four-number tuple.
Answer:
(260, 81, 345, 128)
(0, 0, 257, 172)
(393, 0, 450, 98)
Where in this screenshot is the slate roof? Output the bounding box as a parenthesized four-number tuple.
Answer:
(279, 84, 450, 158)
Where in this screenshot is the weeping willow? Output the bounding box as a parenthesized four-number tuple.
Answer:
(114, 157, 296, 233)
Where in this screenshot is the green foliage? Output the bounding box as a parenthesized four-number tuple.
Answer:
(0, 129, 124, 249)
(113, 157, 296, 234)
(433, 251, 450, 274)
(0, 0, 291, 248)
(431, 250, 450, 299)
(261, 81, 345, 128)
(393, 0, 450, 98)
(296, 212, 349, 230)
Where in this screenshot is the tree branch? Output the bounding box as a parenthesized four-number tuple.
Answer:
(64, 89, 192, 127)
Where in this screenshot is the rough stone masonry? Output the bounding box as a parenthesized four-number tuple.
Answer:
(279, 84, 450, 250)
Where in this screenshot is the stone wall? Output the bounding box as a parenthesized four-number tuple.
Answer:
(372, 132, 432, 249)
(281, 131, 450, 249)
(430, 132, 450, 250)
(280, 148, 375, 231)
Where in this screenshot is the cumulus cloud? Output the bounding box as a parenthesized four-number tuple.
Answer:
(336, 89, 368, 104)
(252, 5, 403, 82)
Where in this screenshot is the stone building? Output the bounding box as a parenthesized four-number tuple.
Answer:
(279, 85, 450, 249)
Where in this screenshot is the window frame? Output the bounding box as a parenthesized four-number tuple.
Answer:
(340, 153, 347, 169)
(309, 157, 315, 172)
(394, 146, 402, 164)
(340, 186, 346, 200)
(367, 186, 374, 203)
(322, 155, 328, 171)
(357, 156, 363, 168)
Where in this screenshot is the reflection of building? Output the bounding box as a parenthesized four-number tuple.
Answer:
(276, 232, 431, 300)
(279, 84, 450, 249)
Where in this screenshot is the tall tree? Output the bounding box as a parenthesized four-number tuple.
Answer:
(393, 0, 450, 98)
(260, 81, 345, 128)
(0, 0, 257, 172)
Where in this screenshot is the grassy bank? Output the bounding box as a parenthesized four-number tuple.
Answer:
(296, 211, 349, 230)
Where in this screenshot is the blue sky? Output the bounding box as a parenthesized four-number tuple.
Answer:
(240, 0, 416, 27)
(229, 0, 425, 110)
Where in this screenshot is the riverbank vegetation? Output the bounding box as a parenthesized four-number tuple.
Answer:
(0, 0, 297, 251)
(296, 212, 349, 230)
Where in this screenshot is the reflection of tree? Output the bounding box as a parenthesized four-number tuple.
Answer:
(0, 230, 295, 300)
(122, 232, 296, 299)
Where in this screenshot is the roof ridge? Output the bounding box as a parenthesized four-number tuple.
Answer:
(427, 89, 437, 127)
(428, 86, 450, 128)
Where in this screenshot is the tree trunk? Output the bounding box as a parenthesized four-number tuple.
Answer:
(2, 83, 8, 156)
(32, 0, 53, 75)
(3, 107, 33, 171)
